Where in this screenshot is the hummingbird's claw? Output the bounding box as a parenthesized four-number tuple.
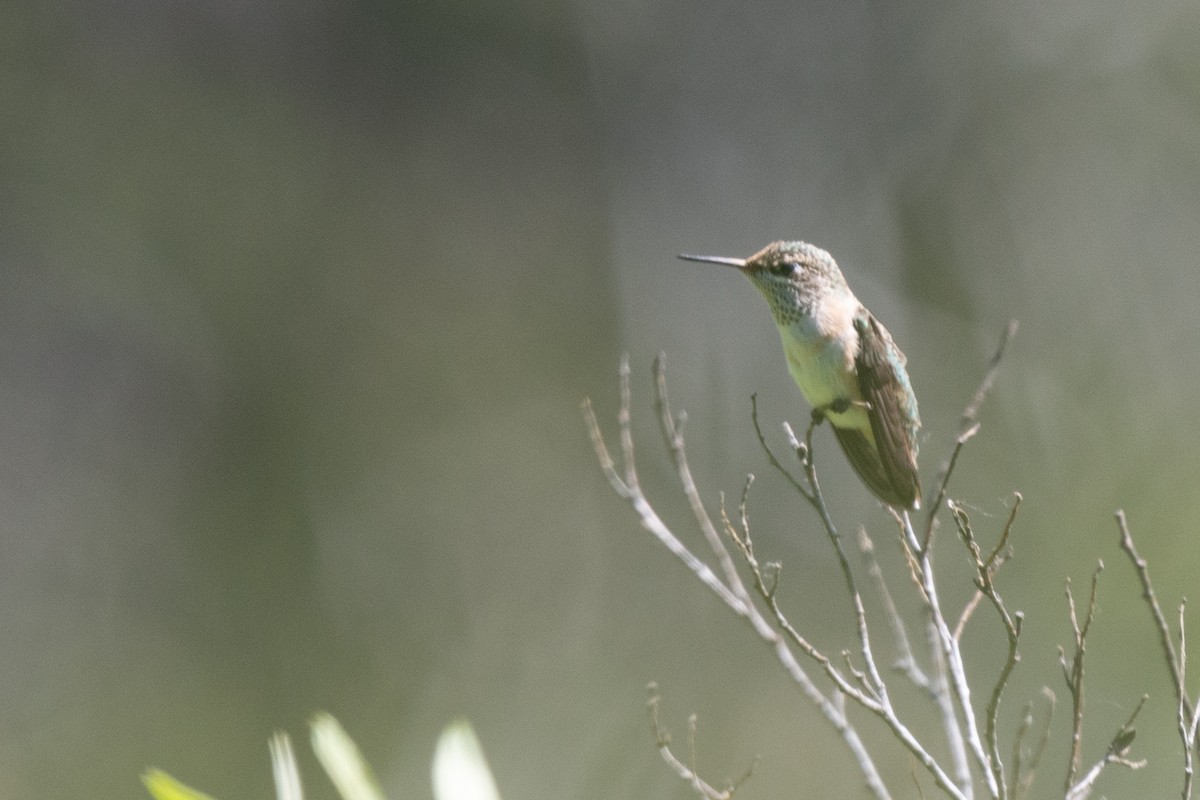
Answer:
(814, 397, 860, 422)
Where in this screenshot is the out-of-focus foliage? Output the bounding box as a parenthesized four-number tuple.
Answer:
(145, 712, 408, 800)
(142, 769, 218, 800)
(311, 713, 386, 800)
(433, 719, 502, 800)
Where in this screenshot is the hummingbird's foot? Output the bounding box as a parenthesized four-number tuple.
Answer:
(811, 399, 843, 426)
(813, 398, 871, 424)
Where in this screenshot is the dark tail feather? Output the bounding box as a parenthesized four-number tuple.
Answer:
(832, 426, 920, 509)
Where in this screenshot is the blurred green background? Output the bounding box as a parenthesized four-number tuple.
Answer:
(4, 1, 1200, 797)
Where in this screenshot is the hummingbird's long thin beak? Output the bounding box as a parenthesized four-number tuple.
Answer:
(677, 253, 747, 269)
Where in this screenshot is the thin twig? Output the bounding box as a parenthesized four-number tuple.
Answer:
(1064, 695, 1148, 800)
(928, 612, 973, 797)
(724, 492, 897, 725)
(962, 320, 1019, 427)
(1185, 596, 1200, 800)
(949, 492, 1019, 651)
(954, 549, 1013, 642)
(948, 500, 1024, 799)
(1116, 511, 1189, 713)
(987, 493, 1022, 567)
(654, 354, 758, 611)
(922, 320, 1018, 551)
(899, 510, 992, 798)
(647, 685, 737, 800)
(921, 423, 979, 555)
(794, 413, 892, 707)
(583, 391, 744, 611)
(750, 395, 812, 503)
(1060, 564, 1104, 793)
(720, 489, 865, 700)
(1116, 510, 1196, 799)
(858, 526, 930, 691)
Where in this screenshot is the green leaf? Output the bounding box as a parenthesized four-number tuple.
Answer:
(270, 732, 303, 800)
(141, 768, 219, 800)
(432, 719, 501, 800)
(310, 713, 386, 800)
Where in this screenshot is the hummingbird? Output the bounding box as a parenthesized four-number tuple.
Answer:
(679, 241, 921, 510)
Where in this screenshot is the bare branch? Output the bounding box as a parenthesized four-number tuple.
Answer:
(1116, 510, 1196, 799)
(617, 354, 638, 489)
(793, 414, 891, 705)
(1116, 511, 1189, 714)
(647, 685, 743, 800)
(947, 500, 1024, 799)
(988, 493, 1022, 567)
(898, 510, 993, 797)
(1061, 563, 1104, 793)
(750, 395, 812, 503)
(582, 392, 744, 611)
(720, 486, 865, 701)
(654, 354, 756, 610)
(962, 320, 1019, 428)
(1064, 695, 1147, 800)
(922, 320, 1017, 549)
(954, 545, 1013, 642)
(858, 526, 930, 691)
(921, 422, 978, 554)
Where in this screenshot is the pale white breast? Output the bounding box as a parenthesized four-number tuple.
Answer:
(777, 294, 873, 435)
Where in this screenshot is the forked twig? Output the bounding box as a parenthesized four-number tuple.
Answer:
(897, 510, 992, 797)
(857, 526, 930, 691)
(1064, 696, 1148, 800)
(1116, 510, 1196, 799)
(647, 685, 750, 800)
(947, 500, 1025, 799)
(953, 494, 1020, 641)
(583, 358, 743, 612)
(1116, 511, 1190, 716)
(922, 320, 1018, 552)
(1060, 564, 1104, 792)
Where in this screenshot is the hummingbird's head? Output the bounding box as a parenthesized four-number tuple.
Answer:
(678, 240, 848, 326)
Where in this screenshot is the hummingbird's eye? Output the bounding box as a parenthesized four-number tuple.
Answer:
(772, 261, 795, 276)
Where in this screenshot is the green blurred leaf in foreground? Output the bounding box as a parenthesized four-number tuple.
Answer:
(432, 718, 501, 800)
(141, 768, 218, 800)
(269, 732, 302, 800)
(310, 712, 386, 800)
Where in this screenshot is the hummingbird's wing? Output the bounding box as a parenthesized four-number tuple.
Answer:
(842, 313, 922, 509)
(832, 426, 912, 508)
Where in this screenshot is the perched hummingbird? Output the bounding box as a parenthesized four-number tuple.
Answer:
(679, 241, 921, 509)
